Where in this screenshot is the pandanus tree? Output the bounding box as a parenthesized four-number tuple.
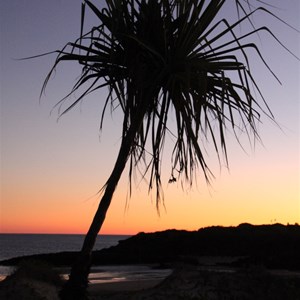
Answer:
(42, 0, 297, 298)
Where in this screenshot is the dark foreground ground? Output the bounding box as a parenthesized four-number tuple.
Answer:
(92, 267, 300, 300)
(1, 263, 300, 300)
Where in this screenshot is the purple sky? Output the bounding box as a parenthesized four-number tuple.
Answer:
(0, 0, 299, 234)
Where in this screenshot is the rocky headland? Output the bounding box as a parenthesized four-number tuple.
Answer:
(1, 223, 300, 271)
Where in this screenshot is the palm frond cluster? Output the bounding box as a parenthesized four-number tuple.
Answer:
(45, 0, 278, 204)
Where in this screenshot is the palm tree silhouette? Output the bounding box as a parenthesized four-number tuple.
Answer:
(42, 0, 297, 298)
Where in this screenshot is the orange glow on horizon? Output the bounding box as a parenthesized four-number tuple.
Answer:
(1, 117, 299, 235)
(0, 170, 300, 235)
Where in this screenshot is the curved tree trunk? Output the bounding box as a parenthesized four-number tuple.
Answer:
(60, 113, 144, 300)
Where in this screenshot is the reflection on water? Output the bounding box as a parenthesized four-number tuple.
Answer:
(87, 265, 172, 284)
(61, 265, 172, 284)
(0, 264, 172, 283)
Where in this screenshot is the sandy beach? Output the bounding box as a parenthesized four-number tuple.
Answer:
(0, 263, 169, 300)
(0, 271, 163, 300)
(2, 264, 300, 300)
(91, 267, 300, 300)
(88, 278, 163, 298)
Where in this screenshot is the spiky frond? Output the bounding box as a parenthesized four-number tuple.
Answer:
(44, 0, 291, 206)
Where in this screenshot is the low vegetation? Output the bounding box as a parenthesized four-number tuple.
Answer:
(0, 259, 63, 300)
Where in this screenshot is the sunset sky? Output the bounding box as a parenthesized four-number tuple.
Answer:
(1, 0, 299, 235)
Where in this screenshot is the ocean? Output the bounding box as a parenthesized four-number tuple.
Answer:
(0, 234, 130, 262)
(0, 234, 171, 283)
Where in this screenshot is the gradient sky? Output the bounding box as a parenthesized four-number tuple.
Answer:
(0, 0, 299, 235)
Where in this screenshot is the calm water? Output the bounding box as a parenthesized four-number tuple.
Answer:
(0, 234, 171, 282)
(0, 234, 130, 262)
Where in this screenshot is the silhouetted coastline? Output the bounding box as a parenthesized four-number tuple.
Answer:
(1, 223, 299, 271)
